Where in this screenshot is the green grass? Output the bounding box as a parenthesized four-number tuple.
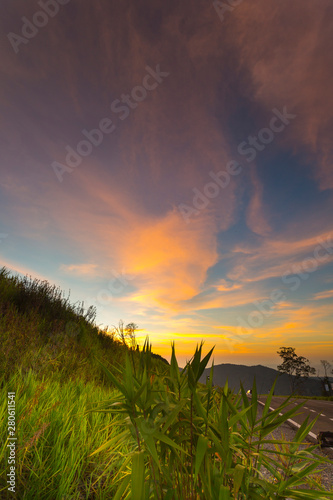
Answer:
(0, 266, 164, 387)
(260, 395, 333, 401)
(1, 369, 130, 499)
(2, 343, 332, 499)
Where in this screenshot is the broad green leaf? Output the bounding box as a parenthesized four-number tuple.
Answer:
(94, 356, 129, 399)
(136, 422, 160, 469)
(219, 485, 232, 500)
(153, 431, 186, 454)
(194, 435, 209, 477)
(89, 429, 129, 456)
(207, 362, 214, 390)
(113, 474, 131, 500)
(282, 488, 333, 499)
(170, 342, 180, 387)
(161, 399, 187, 433)
(258, 402, 306, 437)
(208, 427, 227, 463)
(232, 464, 245, 496)
(293, 415, 318, 445)
(261, 377, 278, 419)
(131, 451, 145, 500)
(198, 346, 214, 380)
(192, 388, 208, 422)
(239, 382, 250, 410)
(132, 380, 151, 408)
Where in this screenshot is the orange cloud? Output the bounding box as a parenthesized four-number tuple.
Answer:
(120, 213, 218, 306)
(215, 280, 243, 292)
(250, 303, 333, 341)
(312, 289, 333, 301)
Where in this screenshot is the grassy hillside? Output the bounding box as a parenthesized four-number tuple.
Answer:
(0, 266, 166, 384)
(1, 267, 332, 499)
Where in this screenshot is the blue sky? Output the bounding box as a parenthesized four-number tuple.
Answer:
(1, 0, 333, 370)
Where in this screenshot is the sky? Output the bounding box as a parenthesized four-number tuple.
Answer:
(1, 0, 333, 371)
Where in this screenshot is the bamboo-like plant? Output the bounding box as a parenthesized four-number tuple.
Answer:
(91, 340, 333, 499)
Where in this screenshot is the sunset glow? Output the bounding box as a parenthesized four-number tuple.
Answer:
(1, 0, 333, 371)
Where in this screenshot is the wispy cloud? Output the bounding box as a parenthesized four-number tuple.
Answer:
(312, 289, 333, 301)
(230, 0, 333, 189)
(59, 263, 100, 277)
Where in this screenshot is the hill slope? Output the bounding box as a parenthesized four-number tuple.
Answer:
(0, 266, 167, 384)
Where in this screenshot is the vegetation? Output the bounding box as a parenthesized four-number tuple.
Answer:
(277, 347, 316, 394)
(319, 360, 333, 396)
(0, 266, 166, 385)
(320, 360, 332, 378)
(261, 395, 333, 401)
(90, 342, 333, 499)
(0, 268, 332, 498)
(1, 370, 127, 499)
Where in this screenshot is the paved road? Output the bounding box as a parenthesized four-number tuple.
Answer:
(258, 396, 333, 442)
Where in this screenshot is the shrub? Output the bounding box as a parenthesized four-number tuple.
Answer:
(91, 340, 333, 499)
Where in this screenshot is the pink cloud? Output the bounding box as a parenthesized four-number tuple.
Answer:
(246, 168, 271, 236)
(230, 0, 333, 189)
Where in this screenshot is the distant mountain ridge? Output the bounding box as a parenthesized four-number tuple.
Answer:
(199, 362, 329, 396)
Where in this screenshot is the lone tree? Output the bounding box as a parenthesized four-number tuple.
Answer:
(320, 359, 332, 378)
(113, 320, 138, 350)
(277, 347, 315, 394)
(320, 360, 332, 395)
(112, 320, 139, 374)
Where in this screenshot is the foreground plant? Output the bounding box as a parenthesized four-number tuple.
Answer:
(91, 340, 333, 499)
(0, 370, 127, 499)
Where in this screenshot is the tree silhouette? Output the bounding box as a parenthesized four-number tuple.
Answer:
(320, 360, 332, 395)
(277, 347, 315, 394)
(125, 322, 138, 350)
(320, 359, 332, 378)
